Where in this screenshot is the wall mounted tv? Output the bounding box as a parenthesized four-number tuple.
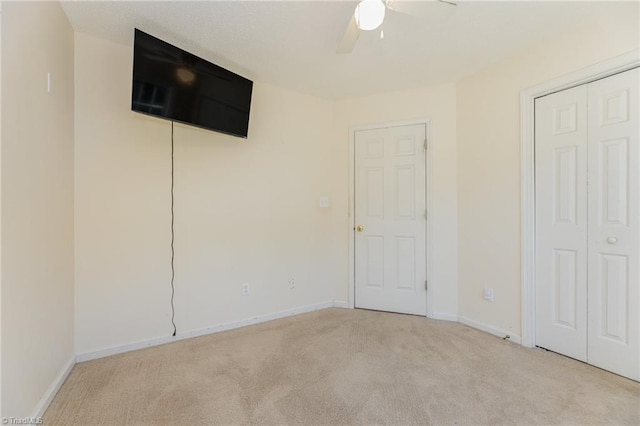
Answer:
(131, 29, 253, 138)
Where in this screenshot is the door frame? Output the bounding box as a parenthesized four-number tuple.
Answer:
(520, 50, 640, 348)
(348, 118, 433, 317)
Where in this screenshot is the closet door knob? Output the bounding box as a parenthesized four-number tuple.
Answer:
(606, 237, 618, 244)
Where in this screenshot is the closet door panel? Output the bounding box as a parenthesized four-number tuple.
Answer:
(535, 85, 588, 361)
(587, 68, 639, 381)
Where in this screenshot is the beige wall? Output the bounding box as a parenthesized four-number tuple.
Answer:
(334, 83, 458, 319)
(456, 8, 640, 336)
(1, 1, 75, 417)
(74, 33, 346, 355)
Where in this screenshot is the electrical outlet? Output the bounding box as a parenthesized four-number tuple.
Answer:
(289, 276, 296, 290)
(242, 283, 250, 296)
(483, 287, 494, 302)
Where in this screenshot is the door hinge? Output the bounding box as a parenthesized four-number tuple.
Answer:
(425, 280, 428, 290)
(424, 138, 428, 150)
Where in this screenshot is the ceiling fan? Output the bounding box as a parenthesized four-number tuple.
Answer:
(337, 0, 457, 54)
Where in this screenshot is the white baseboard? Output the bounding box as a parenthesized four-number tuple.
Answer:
(77, 302, 523, 365)
(178, 301, 334, 341)
(32, 355, 75, 418)
(429, 312, 458, 322)
(458, 316, 522, 345)
(77, 301, 338, 362)
(76, 334, 175, 363)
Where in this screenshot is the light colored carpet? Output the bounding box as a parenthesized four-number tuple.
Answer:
(45, 308, 639, 425)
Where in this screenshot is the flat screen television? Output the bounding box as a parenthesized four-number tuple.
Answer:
(131, 29, 253, 138)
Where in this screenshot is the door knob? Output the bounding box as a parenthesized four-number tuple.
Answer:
(356, 225, 364, 232)
(606, 237, 618, 244)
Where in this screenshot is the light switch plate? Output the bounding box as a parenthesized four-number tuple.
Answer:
(319, 196, 330, 208)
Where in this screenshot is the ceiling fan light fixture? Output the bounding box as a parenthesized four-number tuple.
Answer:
(355, 0, 386, 31)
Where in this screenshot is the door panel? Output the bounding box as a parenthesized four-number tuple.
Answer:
(553, 249, 578, 329)
(599, 138, 628, 225)
(535, 85, 588, 361)
(354, 124, 427, 316)
(587, 68, 639, 381)
(599, 253, 628, 342)
(365, 236, 384, 288)
(554, 146, 578, 224)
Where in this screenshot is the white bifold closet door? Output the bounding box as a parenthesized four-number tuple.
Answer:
(535, 85, 589, 363)
(535, 67, 639, 381)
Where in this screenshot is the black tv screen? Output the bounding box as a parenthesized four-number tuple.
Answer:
(132, 29, 253, 138)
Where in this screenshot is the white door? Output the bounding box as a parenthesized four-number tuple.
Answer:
(535, 85, 589, 362)
(535, 68, 639, 381)
(586, 68, 639, 381)
(354, 124, 427, 316)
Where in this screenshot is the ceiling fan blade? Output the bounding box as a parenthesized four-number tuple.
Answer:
(336, 15, 360, 54)
(386, 0, 456, 20)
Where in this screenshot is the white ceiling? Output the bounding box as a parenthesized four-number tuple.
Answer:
(60, 1, 637, 99)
